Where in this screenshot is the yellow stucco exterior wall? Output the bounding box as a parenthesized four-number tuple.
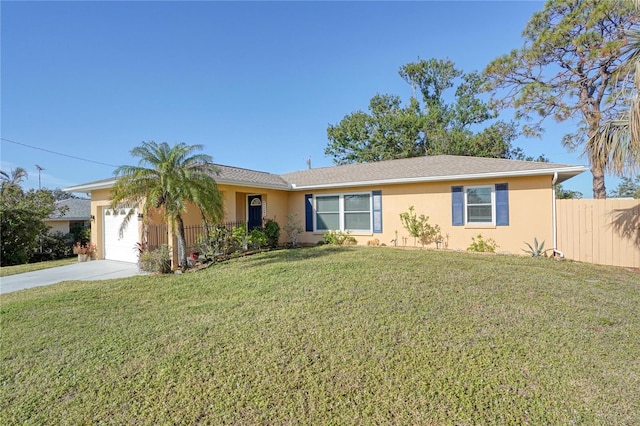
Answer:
(288, 175, 554, 255)
(89, 188, 112, 260)
(178, 184, 290, 231)
(87, 175, 555, 262)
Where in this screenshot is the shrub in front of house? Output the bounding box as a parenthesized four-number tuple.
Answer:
(231, 223, 248, 252)
(30, 231, 73, 262)
(399, 206, 442, 248)
(467, 234, 498, 253)
(264, 219, 280, 249)
(249, 228, 268, 250)
(322, 230, 357, 245)
(211, 226, 234, 255)
(69, 223, 91, 246)
(139, 245, 172, 274)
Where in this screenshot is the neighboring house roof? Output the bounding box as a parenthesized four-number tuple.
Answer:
(48, 198, 91, 221)
(64, 155, 587, 193)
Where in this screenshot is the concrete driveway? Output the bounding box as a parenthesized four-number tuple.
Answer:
(1, 260, 141, 294)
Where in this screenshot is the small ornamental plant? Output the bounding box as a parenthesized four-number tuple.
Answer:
(284, 213, 303, 247)
(138, 244, 172, 273)
(263, 219, 281, 249)
(399, 206, 442, 248)
(522, 238, 551, 257)
(467, 234, 498, 253)
(73, 242, 96, 257)
(322, 230, 357, 245)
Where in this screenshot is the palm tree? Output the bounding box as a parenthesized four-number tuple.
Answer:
(111, 141, 224, 269)
(0, 167, 29, 193)
(588, 4, 640, 182)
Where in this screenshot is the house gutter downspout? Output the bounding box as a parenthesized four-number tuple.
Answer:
(551, 172, 564, 258)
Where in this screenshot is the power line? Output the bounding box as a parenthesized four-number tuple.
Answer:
(1, 138, 119, 168)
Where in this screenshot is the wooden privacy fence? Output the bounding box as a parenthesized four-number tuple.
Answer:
(556, 199, 640, 268)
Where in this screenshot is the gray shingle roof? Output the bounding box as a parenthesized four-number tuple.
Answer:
(64, 164, 291, 192)
(64, 155, 587, 193)
(209, 164, 290, 189)
(49, 198, 91, 220)
(280, 155, 586, 189)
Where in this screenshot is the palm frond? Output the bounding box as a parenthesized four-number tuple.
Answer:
(1, 167, 29, 188)
(605, 25, 640, 172)
(587, 117, 640, 176)
(111, 141, 224, 268)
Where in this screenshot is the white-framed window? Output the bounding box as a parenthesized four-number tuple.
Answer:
(316, 195, 340, 230)
(315, 193, 372, 232)
(465, 185, 495, 224)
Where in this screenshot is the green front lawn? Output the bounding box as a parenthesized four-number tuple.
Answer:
(0, 257, 76, 277)
(2, 247, 639, 424)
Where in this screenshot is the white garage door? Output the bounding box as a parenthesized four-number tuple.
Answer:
(103, 207, 139, 263)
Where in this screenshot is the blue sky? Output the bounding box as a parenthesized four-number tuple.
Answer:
(1, 1, 618, 197)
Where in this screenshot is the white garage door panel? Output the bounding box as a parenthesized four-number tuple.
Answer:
(103, 208, 139, 263)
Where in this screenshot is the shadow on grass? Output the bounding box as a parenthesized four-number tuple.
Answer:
(199, 245, 355, 271)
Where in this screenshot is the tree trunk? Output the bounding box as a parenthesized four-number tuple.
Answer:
(587, 113, 607, 199)
(591, 163, 607, 199)
(176, 215, 188, 269)
(201, 215, 211, 244)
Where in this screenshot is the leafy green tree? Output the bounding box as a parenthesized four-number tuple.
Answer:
(326, 58, 518, 165)
(69, 222, 91, 245)
(51, 188, 79, 201)
(508, 147, 549, 163)
(608, 177, 640, 198)
(326, 94, 424, 164)
(555, 184, 583, 200)
(0, 185, 57, 265)
(111, 141, 224, 269)
(483, 0, 637, 199)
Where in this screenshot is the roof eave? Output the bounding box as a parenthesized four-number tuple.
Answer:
(64, 179, 117, 193)
(64, 177, 291, 193)
(214, 178, 292, 191)
(64, 165, 588, 192)
(288, 166, 589, 190)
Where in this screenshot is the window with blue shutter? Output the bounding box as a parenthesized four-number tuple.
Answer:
(305, 194, 313, 232)
(451, 186, 464, 226)
(495, 183, 509, 226)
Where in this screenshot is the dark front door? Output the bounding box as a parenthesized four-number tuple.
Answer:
(248, 195, 262, 230)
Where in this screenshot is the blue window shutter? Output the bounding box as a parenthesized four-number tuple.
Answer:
(495, 183, 509, 226)
(305, 194, 313, 232)
(372, 190, 382, 233)
(451, 186, 464, 226)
